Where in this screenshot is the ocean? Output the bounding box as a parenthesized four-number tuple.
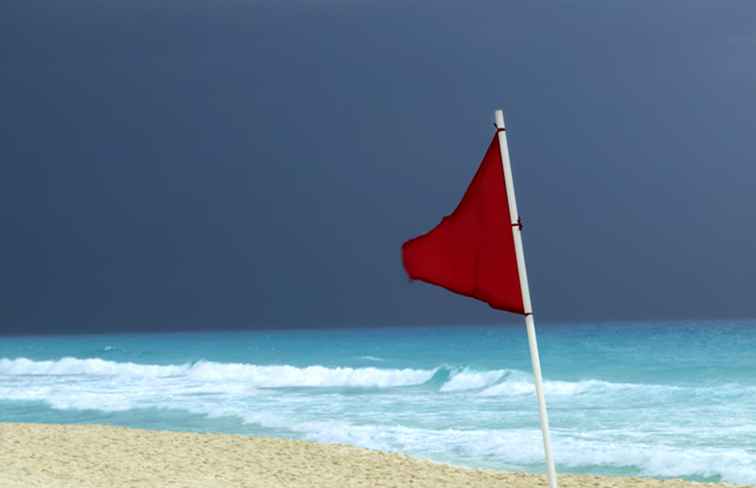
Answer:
(1, 321, 755, 485)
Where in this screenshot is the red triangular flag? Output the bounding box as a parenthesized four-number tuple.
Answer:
(402, 134, 525, 314)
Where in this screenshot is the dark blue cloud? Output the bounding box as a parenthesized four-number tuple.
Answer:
(2, 1, 756, 333)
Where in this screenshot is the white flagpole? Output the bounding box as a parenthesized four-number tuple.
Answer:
(495, 109, 558, 488)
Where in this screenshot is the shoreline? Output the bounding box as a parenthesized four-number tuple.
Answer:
(0, 423, 751, 488)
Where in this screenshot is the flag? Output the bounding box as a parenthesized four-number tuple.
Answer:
(401, 133, 525, 314)
(402, 112, 557, 488)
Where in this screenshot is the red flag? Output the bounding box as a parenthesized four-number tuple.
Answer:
(401, 134, 525, 314)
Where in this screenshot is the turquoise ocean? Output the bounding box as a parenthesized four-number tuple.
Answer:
(1, 321, 755, 484)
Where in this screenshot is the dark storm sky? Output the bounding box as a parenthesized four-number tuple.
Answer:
(2, 1, 756, 334)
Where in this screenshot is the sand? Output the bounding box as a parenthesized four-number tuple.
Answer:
(0, 423, 749, 488)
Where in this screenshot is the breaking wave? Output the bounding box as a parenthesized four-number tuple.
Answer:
(0, 357, 748, 397)
(0, 357, 622, 395)
(288, 421, 756, 485)
(0, 357, 433, 388)
(2, 356, 756, 484)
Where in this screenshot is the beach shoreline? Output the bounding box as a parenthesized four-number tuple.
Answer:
(0, 422, 750, 488)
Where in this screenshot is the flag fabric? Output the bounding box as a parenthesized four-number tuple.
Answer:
(401, 133, 525, 315)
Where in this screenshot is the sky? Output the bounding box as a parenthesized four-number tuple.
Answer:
(2, 1, 756, 334)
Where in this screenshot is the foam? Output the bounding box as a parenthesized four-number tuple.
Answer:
(3, 356, 756, 484)
(479, 378, 647, 397)
(0, 357, 186, 377)
(0, 357, 434, 388)
(439, 369, 509, 392)
(272, 420, 756, 485)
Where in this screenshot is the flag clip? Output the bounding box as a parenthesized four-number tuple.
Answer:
(512, 217, 523, 230)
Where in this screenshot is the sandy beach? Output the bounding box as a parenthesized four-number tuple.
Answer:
(0, 423, 748, 488)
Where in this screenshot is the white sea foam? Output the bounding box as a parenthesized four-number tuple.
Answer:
(439, 369, 508, 392)
(433, 367, 658, 397)
(479, 378, 649, 397)
(3, 356, 755, 484)
(233, 417, 756, 485)
(0, 357, 187, 377)
(187, 362, 434, 387)
(0, 357, 434, 388)
(2, 357, 748, 398)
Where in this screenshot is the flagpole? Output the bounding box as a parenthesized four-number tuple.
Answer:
(495, 109, 558, 488)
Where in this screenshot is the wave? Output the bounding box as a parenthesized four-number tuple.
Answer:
(280, 421, 756, 485)
(2, 357, 751, 398)
(440, 369, 510, 392)
(0, 357, 187, 378)
(2, 356, 755, 484)
(0, 357, 588, 395)
(191, 404, 756, 485)
(0, 357, 433, 388)
(479, 378, 656, 397)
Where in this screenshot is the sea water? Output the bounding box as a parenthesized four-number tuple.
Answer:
(1, 320, 755, 484)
